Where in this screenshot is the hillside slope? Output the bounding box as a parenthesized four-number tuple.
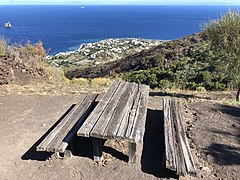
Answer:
(0, 55, 46, 85)
(65, 32, 231, 91)
(0, 41, 48, 85)
(64, 33, 205, 79)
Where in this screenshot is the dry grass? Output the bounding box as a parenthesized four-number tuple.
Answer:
(0, 37, 7, 56)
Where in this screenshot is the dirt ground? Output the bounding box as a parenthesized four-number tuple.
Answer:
(0, 89, 239, 180)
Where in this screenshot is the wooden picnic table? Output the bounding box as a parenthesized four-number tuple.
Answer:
(77, 81, 149, 163)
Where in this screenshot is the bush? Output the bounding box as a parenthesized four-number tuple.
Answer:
(123, 56, 231, 91)
(0, 38, 7, 56)
(203, 10, 240, 100)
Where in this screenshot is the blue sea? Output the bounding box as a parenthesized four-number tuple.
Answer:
(0, 5, 238, 55)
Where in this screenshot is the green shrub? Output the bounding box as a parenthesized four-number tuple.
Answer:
(203, 10, 240, 100)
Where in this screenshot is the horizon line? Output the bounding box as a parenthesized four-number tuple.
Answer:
(0, 4, 239, 6)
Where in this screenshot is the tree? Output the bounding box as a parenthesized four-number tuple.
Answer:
(203, 11, 240, 101)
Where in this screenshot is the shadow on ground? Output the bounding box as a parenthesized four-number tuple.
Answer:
(141, 108, 178, 179)
(71, 136, 93, 159)
(207, 143, 240, 166)
(72, 137, 128, 162)
(217, 104, 240, 119)
(21, 105, 178, 178)
(103, 146, 128, 162)
(212, 104, 240, 144)
(21, 104, 76, 161)
(207, 104, 240, 166)
(149, 91, 211, 100)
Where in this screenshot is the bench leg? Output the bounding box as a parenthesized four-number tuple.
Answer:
(54, 152, 64, 159)
(54, 150, 72, 159)
(68, 139, 74, 154)
(92, 138, 102, 162)
(64, 150, 73, 158)
(128, 142, 136, 164)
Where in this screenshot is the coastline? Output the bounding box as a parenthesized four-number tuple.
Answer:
(46, 38, 163, 68)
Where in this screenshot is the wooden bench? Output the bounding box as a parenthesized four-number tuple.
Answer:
(77, 80, 149, 163)
(36, 94, 98, 158)
(163, 98, 196, 176)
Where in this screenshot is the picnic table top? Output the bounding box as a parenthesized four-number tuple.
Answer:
(77, 81, 149, 143)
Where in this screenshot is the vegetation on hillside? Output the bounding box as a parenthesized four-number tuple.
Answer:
(66, 32, 231, 91)
(0, 38, 49, 85)
(65, 33, 205, 79)
(203, 11, 240, 101)
(0, 38, 113, 92)
(1, 10, 239, 99)
(65, 10, 240, 99)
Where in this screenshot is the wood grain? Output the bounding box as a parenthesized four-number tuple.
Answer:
(37, 94, 98, 153)
(77, 81, 121, 137)
(163, 98, 196, 176)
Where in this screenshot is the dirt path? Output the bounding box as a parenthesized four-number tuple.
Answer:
(0, 93, 239, 180)
(189, 101, 240, 179)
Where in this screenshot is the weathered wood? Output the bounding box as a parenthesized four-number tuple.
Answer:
(55, 95, 97, 152)
(78, 81, 149, 143)
(128, 142, 136, 164)
(163, 98, 196, 176)
(174, 101, 196, 175)
(90, 82, 127, 138)
(76, 80, 149, 163)
(103, 83, 138, 138)
(36, 95, 88, 151)
(77, 81, 121, 137)
(46, 94, 97, 152)
(128, 84, 149, 143)
(163, 98, 177, 171)
(124, 85, 142, 138)
(37, 94, 98, 153)
(171, 101, 187, 176)
(92, 138, 103, 162)
(115, 105, 131, 139)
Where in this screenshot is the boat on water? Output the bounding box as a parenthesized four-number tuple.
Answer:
(4, 22, 12, 28)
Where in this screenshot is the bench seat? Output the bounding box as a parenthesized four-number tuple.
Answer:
(163, 98, 196, 176)
(36, 94, 98, 157)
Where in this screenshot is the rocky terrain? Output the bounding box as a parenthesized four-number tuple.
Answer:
(0, 54, 46, 85)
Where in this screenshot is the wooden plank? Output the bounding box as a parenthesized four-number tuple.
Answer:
(46, 94, 98, 152)
(173, 100, 196, 175)
(55, 94, 98, 153)
(163, 98, 196, 176)
(47, 94, 97, 152)
(128, 84, 149, 143)
(36, 95, 88, 151)
(124, 85, 141, 139)
(77, 81, 121, 137)
(90, 82, 127, 138)
(103, 83, 138, 138)
(164, 98, 177, 171)
(171, 100, 187, 176)
(115, 105, 131, 139)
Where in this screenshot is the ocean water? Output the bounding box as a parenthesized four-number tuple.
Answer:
(0, 5, 238, 55)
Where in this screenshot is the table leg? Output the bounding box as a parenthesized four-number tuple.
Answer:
(129, 142, 136, 164)
(92, 138, 102, 162)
